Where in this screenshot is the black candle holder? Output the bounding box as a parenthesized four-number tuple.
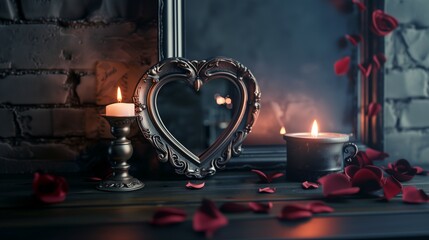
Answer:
(96, 115, 144, 192)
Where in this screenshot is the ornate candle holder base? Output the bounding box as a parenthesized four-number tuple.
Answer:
(96, 115, 144, 192)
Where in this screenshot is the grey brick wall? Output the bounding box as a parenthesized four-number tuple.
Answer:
(384, 0, 429, 163)
(0, 0, 158, 173)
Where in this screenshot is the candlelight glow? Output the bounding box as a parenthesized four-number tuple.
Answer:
(280, 126, 286, 135)
(117, 87, 123, 103)
(311, 120, 318, 137)
(225, 97, 232, 105)
(215, 95, 225, 105)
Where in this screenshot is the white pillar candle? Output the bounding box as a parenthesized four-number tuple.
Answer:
(106, 87, 135, 116)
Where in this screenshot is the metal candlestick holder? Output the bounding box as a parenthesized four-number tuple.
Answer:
(96, 115, 144, 192)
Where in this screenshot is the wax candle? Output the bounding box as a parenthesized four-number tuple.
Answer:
(283, 120, 358, 182)
(106, 87, 135, 116)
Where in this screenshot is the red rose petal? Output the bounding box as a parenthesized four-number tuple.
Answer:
(33, 172, 69, 204)
(302, 181, 319, 189)
(352, 0, 366, 12)
(365, 147, 389, 162)
(258, 187, 276, 194)
(151, 207, 187, 226)
(367, 102, 382, 118)
(334, 56, 351, 76)
(350, 151, 373, 166)
(248, 202, 273, 213)
(278, 204, 313, 220)
(372, 10, 399, 36)
(385, 169, 415, 182)
(382, 177, 402, 201)
(308, 201, 335, 213)
(402, 186, 429, 204)
(351, 168, 383, 193)
(385, 159, 418, 182)
(358, 63, 373, 78)
(219, 202, 251, 213)
(186, 181, 205, 189)
(373, 53, 387, 70)
(251, 169, 269, 183)
(193, 199, 228, 238)
(345, 34, 363, 46)
(267, 172, 285, 182)
(414, 166, 426, 175)
(318, 173, 360, 197)
(251, 169, 284, 183)
(345, 165, 360, 178)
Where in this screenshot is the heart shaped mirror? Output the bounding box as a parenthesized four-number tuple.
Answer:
(134, 57, 260, 178)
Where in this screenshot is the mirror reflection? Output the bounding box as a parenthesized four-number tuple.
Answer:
(157, 78, 239, 156)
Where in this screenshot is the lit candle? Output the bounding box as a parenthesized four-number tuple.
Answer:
(106, 87, 135, 116)
(283, 119, 358, 182)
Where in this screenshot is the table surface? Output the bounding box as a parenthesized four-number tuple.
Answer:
(1, 170, 429, 240)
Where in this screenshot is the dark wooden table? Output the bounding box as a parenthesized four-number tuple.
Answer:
(1, 170, 429, 240)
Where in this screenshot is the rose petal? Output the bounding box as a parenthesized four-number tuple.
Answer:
(85, 177, 102, 182)
(414, 166, 426, 175)
(251, 169, 284, 183)
(358, 63, 372, 78)
(248, 202, 273, 213)
(373, 53, 387, 70)
(345, 34, 363, 46)
(372, 10, 399, 36)
(352, 0, 366, 12)
(251, 169, 269, 183)
(193, 199, 228, 238)
(345, 165, 360, 178)
(350, 151, 373, 166)
(219, 202, 251, 213)
(302, 181, 319, 189)
(367, 102, 382, 118)
(365, 147, 389, 162)
(402, 186, 429, 204)
(258, 187, 276, 194)
(278, 204, 313, 220)
(186, 181, 205, 189)
(267, 172, 285, 182)
(151, 207, 187, 226)
(351, 168, 383, 193)
(318, 173, 360, 197)
(385, 159, 417, 182)
(382, 177, 402, 201)
(33, 172, 68, 204)
(308, 201, 335, 213)
(334, 56, 351, 76)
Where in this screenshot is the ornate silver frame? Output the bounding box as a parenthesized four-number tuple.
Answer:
(134, 57, 260, 178)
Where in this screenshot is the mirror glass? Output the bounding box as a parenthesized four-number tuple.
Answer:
(185, 0, 359, 145)
(157, 78, 239, 156)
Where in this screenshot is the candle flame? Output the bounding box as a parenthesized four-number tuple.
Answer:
(117, 87, 122, 103)
(311, 120, 318, 137)
(280, 126, 286, 135)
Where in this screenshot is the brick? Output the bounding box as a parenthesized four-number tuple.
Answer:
(400, 99, 429, 128)
(383, 102, 397, 129)
(0, 74, 69, 104)
(384, 130, 429, 164)
(20, 108, 86, 137)
(386, 0, 429, 27)
(0, 109, 15, 137)
(20, 0, 157, 22)
(384, 32, 414, 69)
(385, 69, 428, 99)
(77, 75, 97, 104)
(401, 28, 429, 68)
(0, 0, 17, 20)
(0, 23, 158, 69)
(0, 142, 79, 173)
